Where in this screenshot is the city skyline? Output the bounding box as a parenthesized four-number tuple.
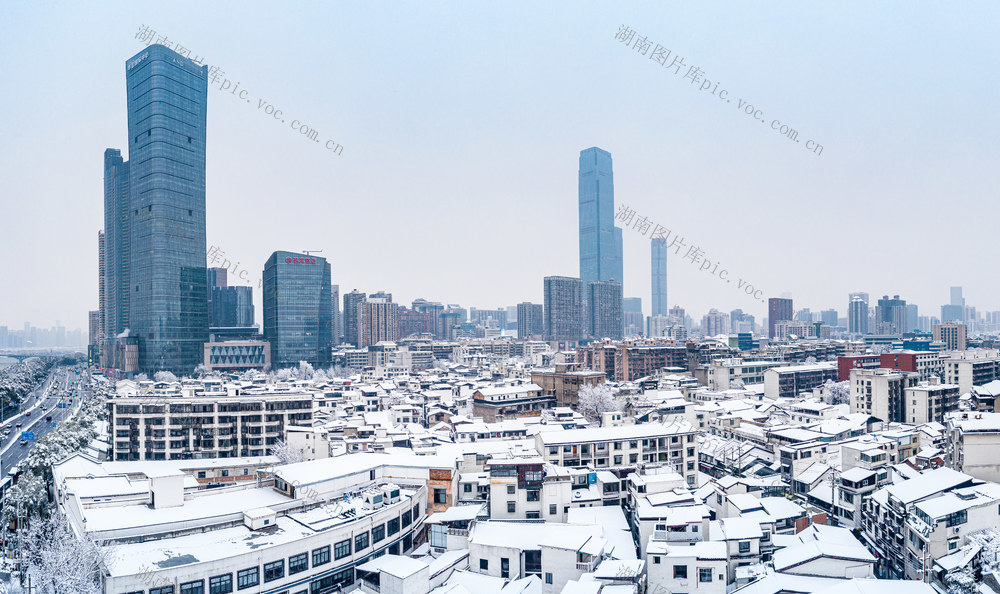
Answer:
(2, 2, 999, 330)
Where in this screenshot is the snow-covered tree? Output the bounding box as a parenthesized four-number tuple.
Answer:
(134, 373, 149, 381)
(870, 343, 892, 355)
(730, 378, 746, 390)
(192, 364, 211, 379)
(294, 361, 315, 380)
(804, 356, 818, 364)
(19, 513, 107, 594)
(0, 470, 48, 524)
(578, 384, 622, 424)
(269, 439, 305, 465)
(823, 379, 850, 405)
(275, 368, 293, 382)
(153, 371, 177, 383)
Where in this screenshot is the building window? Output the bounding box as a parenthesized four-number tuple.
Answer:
(236, 567, 259, 589)
(263, 560, 284, 582)
(372, 523, 386, 542)
(527, 490, 540, 501)
(402, 510, 412, 526)
(507, 485, 516, 494)
(480, 559, 488, 571)
(209, 574, 232, 594)
(464, 483, 473, 492)
(222, 470, 229, 477)
(288, 553, 308, 575)
(699, 568, 713, 582)
(434, 488, 447, 504)
(526, 511, 540, 519)
(739, 541, 751, 554)
(355, 531, 370, 551)
(334, 539, 352, 560)
(549, 504, 557, 515)
(545, 573, 553, 584)
(507, 502, 516, 513)
(151, 588, 174, 594)
(388, 518, 400, 535)
(673, 565, 687, 579)
(180, 581, 204, 594)
(312, 545, 330, 567)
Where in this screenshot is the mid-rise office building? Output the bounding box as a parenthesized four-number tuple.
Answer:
(263, 251, 333, 368)
(587, 280, 622, 340)
(517, 302, 544, 339)
(578, 147, 623, 299)
(544, 276, 583, 342)
(768, 298, 793, 339)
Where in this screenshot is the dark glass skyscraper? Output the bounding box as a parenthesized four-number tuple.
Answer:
(125, 44, 209, 373)
(579, 147, 623, 297)
(211, 286, 255, 327)
(102, 149, 131, 343)
(263, 251, 332, 368)
(651, 238, 667, 317)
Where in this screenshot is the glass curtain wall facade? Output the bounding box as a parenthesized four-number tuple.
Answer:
(651, 237, 667, 317)
(263, 251, 333, 368)
(579, 147, 623, 299)
(125, 45, 209, 373)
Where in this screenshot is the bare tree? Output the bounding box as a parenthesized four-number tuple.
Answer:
(269, 439, 305, 465)
(18, 513, 107, 594)
(577, 384, 623, 424)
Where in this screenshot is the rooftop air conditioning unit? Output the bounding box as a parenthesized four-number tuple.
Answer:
(382, 484, 401, 504)
(363, 491, 384, 508)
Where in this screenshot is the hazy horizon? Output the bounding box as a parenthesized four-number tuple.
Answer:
(2, 1, 998, 330)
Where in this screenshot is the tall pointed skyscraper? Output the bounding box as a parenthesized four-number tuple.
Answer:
(124, 45, 209, 373)
(651, 238, 667, 317)
(578, 147, 623, 298)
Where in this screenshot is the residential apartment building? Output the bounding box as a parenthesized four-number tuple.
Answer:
(108, 391, 314, 460)
(763, 363, 839, 399)
(944, 349, 1000, 394)
(945, 411, 1000, 483)
(535, 421, 699, 487)
(849, 368, 920, 423)
(530, 362, 606, 408)
(905, 379, 960, 424)
(471, 383, 553, 422)
(933, 322, 967, 352)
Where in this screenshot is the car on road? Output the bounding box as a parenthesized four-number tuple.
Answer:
(19, 440, 26, 447)
(15, 423, 22, 428)
(25, 411, 30, 417)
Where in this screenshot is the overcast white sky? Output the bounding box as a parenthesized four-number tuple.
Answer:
(1, 1, 998, 331)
